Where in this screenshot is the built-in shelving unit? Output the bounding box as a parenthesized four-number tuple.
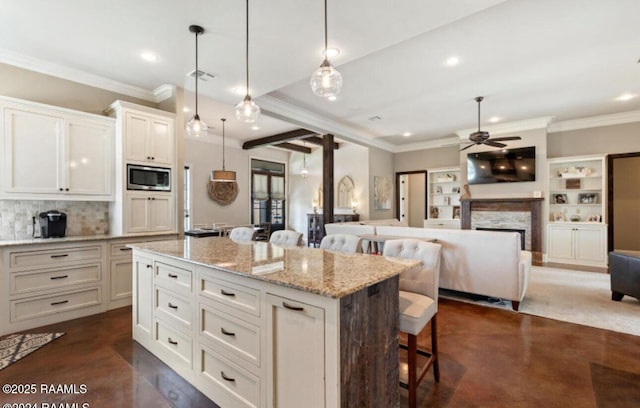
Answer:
(424, 167, 461, 229)
(546, 155, 607, 267)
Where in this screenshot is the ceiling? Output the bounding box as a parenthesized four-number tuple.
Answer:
(1, 0, 639, 151)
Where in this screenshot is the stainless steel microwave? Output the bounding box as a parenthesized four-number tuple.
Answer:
(127, 164, 171, 191)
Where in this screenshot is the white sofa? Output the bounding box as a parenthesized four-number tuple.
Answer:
(325, 223, 531, 310)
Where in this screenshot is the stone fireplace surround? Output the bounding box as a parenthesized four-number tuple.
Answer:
(460, 197, 544, 265)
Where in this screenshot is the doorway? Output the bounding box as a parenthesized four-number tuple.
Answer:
(395, 171, 427, 227)
(607, 153, 640, 252)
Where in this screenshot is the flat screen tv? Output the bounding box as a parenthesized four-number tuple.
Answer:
(467, 146, 536, 185)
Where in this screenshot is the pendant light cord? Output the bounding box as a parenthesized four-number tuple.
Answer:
(245, 0, 250, 96)
(195, 29, 199, 115)
(324, 0, 328, 55)
(221, 118, 227, 170)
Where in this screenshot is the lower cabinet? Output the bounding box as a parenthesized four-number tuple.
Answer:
(132, 253, 154, 348)
(547, 223, 607, 267)
(126, 193, 174, 233)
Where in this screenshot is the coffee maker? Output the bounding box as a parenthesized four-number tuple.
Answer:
(39, 210, 67, 238)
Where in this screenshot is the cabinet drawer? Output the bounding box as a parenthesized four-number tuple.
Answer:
(11, 263, 101, 295)
(201, 303, 260, 368)
(110, 242, 135, 257)
(10, 246, 102, 269)
(155, 262, 192, 293)
(11, 287, 101, 322)
(155, 320, 192, 367)
(155, 286, 192, 329)
(200, 274, 260, 317)
(199, 345, 259, 408)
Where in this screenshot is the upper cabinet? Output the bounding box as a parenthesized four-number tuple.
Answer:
(124, 111, 174, 166)
(424, 167, 461, 229)
(1, 96, 115, 200)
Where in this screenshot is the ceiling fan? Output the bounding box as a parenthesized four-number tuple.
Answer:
(460, 96, 521, 151)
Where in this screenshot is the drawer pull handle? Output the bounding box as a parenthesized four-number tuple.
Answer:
(168, 338, 178, 345)
(283, 302, 304, 311)
(220, 371, 236, 382)
(168, 273, 178, 279)
(220, 289, 236, 297)
(51, 300, 69, 306)
(119, 247, 133, 251)
(50, 254, 69, 259)
(168, 303, 178, 310)
(50, 275, 69, 280)
(220, 327, 236, 336)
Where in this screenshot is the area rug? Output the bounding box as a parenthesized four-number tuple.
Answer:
(441, 266, 640, 336)
(0, 332, 65, 370)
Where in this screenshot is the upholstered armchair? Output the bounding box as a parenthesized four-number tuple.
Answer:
(269, 230, 303, 246)
(229, 226, 257, 242)
(319, 234, 363, 253)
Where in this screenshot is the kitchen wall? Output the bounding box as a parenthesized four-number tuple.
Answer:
(0, 200, 109, 240)
(369, 147, 394, 220)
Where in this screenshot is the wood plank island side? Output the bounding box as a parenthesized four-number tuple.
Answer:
(460, 197, 544, 265)
(129, 237, 417, 407)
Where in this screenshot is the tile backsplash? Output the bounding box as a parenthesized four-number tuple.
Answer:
(0, 200, 109, 241)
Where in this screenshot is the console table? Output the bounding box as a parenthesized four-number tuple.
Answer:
(307, 213, 359, 247)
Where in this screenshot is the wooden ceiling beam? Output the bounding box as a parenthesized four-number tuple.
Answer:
(242, 128, 316, 150)
(275, 142, 311, 154)
(303, 136, 339, 150)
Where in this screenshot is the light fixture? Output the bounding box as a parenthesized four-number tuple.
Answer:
(140, 51, 158, 62)
(301, 142, 309, 178)
(445, 56, 460, 66)
(310, 0, 342, 98)
(615, 93, 637, 101)
(235, 0, 261, 123)
(185, 25, 208, 138)
(212, 118, 236, 182)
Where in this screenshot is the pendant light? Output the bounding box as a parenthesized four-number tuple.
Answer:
(185, 25, 208, 137)
(235, 0, 261, 123)
(300, 142, 309, 178)
(310, 0, 342, 98)
(212, 118, 236, 182)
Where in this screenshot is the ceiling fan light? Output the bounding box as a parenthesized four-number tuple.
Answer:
(235, 95, 261, 123)
(310, 59, 343, 97)
(186, 113, 208, 138)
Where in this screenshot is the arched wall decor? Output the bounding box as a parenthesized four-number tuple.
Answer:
(337, 176, 355, 208)
(207, 180, 239, 206)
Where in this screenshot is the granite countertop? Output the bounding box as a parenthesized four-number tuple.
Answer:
(130, 237, 420, 299)
(0, 231, 178, 248)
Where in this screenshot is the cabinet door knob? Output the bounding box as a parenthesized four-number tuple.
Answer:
(283, 302, 304, 311)
(65, 188, 69, 191)
(151, 157, 155, 160)
(146, 264, 153, 269)
(59, 188, 64, 191)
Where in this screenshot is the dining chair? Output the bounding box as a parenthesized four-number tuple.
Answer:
(382, 239, 442, 408)
(255, 222, 271, 241)
(319, 234, 363, 253)
(229, 226, 257, 242)
(269, 230, 303, 246)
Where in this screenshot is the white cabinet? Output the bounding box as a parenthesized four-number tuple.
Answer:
(266, 294, 325, 408)
(125, 111, 174, 166)
(126, 193, 174, 233)
(425, 167, 461, 229)
(547, 224, 607, 266)
(132, 253, 154, 348)
(546, 155, 607, 267)
(1, 97, 114, 200)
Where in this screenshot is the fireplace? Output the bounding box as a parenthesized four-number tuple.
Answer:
(461, 197, 543, 265)
(476, 227, 526, 250)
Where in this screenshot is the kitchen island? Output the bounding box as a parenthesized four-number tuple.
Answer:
(130, 236, 420, 408)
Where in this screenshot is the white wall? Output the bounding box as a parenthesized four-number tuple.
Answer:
(288, 143, 369, 243)
(368, 147, 394, 220)
(184, 138, 289, 228)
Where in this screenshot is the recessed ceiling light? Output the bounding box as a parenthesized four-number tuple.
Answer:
(232, 86, 247, 95)
(489, 116, 501, 123)
(615, 93, 637, 101)
(323, 48, 340, 58)
(327, 95, 337, 101)
(183, 107, 190, 112)
(402, 132, 413, 137)
(140, 52, 158, 62)
(251, 126, 260, 130)
(444, 56, 460, 66)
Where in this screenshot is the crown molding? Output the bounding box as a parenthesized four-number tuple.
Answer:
(392, 136, 460, 153)
(548, 109, 640, 133)
(152, 85, 175, 102)
(456, 116, 555, 139)
(0, 48, 162, 102)
(256, 94, 396, 152)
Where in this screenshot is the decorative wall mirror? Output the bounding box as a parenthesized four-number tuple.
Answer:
(337, 176, 355, 208)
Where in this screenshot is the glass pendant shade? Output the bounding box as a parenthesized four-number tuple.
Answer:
(300, 155, 309, 178)
(186, 114, 208, 138)
(310, 59, 343, 98)
(235, 95, 261, 123)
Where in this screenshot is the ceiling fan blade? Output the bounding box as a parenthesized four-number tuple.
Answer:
(483, 140, 507, 148)
(490, 136, 522, 142)
(460, 143, 477, 151)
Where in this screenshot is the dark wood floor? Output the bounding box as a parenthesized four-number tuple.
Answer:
(1, 300, 639, 407)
